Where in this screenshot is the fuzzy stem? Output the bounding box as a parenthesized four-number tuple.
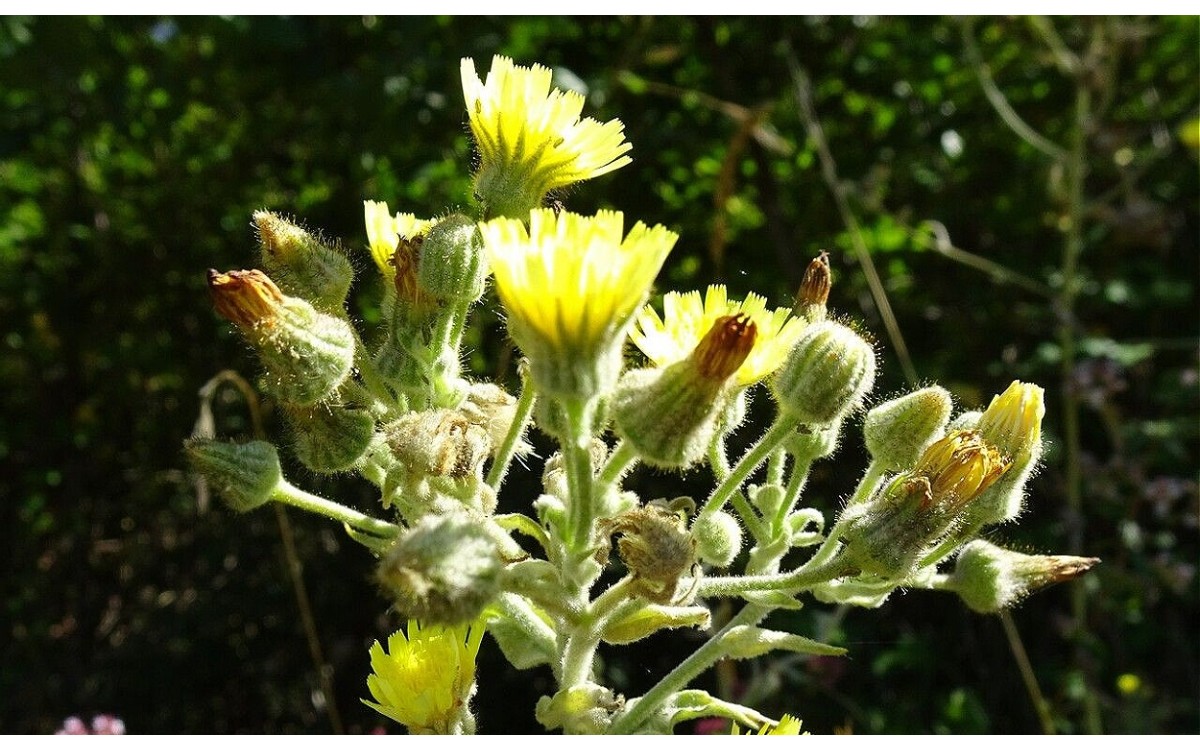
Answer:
(273, 480, 399, 539)
(607, 604, 768, 734)
(696, 557, 853, 598)
(597, 440, 639, 489)
(486, 375, 537, 491)
(560, 578, 637, 688)
(701, 415, 799, 518)
(562, 397, 599, 555)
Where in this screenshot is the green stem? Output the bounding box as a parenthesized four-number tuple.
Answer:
(696, 557, 853, 598)
(486, 376, 537, 491)
(607, 604, 769, 734)
(560, 578, 637, 688)
(701, 415, 799, 518)
(847, 462, 887, 506)
(766, 447, 786, 486)
(708, 438, 731, 482)
(596, 440, 638, 490)
(562, 397, 599, 554)
(775, 453, 813, 532)
(273, 480, 400, 539)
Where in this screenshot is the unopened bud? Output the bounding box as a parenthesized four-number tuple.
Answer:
(285, 400, 376, 474)
(185, 438, 281, 513)
(254, 211, 353, 311)
(208, 269, 283, 328)
(950, 539, 1099, 613)
(864, 387, 954, 471)
(377, 513, 502, 625)
(692, 511, 743, 568)
(460, 382, 528, 458)
(417, 213, 488, 303)
(967, 381, 1046, 524)
(772, 320, 876, 425)
(604, 505, 697, 604)
(794, 251, 831, 322)
(614, 316, 756, 468)
(385, 409, 492, 480)
(208, 269, 356, 405)
(842, 430, 1009, 578)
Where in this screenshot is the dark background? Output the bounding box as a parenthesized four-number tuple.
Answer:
(1, 16, 1196, 733)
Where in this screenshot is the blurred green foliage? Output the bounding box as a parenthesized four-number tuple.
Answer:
(1, 16, 1196, 733)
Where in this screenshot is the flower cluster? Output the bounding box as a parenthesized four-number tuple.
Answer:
(187, 54, 1093, 736)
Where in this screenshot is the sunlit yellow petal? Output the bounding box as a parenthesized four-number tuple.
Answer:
(631, 284, 806, 387)
(462, 56, 632, 212)
(363, 619, 484, 734)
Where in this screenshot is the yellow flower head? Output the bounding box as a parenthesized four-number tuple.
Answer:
(481, 208, 675, 357)
(914, 429, 1010, 512)
(364, 200, 435, 279)
(732, 713, 804, 735)
(977, 380, 1045, 462)
(363, 620, 484, 734)
(632, 285, 807, 387)
(462, 56, 632, 216)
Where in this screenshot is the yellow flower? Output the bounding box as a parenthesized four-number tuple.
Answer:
(632, 285, 806, 387)
(914, 429, 1010, 512)
(363, 620, 484, 734)
(461, 56, 632, 216)
(363, 200, 434, 279)
(732, 713, 805, 735)
(480, 209, 675, 397)
(976, 380, 1045, 462)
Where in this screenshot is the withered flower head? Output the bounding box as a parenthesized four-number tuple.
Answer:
(796, 251, 832, 309)
(691, 314, 758, 382)
(914, 429, 1010, 511)
(207, 269, 283, 328)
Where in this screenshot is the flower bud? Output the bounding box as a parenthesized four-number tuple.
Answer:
(417, 213, 488, 303)
(254, 210, 353, 311)
(794, 251, 831, 322)
(864, 386, 954, 471)
(691, 511, 743, 568)
(613, 315, 755, 468)
(460, 381, 527, 458)
(967, 381, 1046, 526)
(772, 320, 875, 425)
(385, 409, 492, 480)
(604, 505, 697, 604)
(284, 400, 376, 474)
(377, 514, 502, 625)
(842, 430, 1009, 578)
(949, 539, 1099, 613)
(207, 269, 356, 405)
(185, 438, 281, 513)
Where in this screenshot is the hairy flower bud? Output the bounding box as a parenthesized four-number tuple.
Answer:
(967, 381, 1046, 526)
(949, 540, 1099, 613)
(842, 430, 1009, 578)
(417, 213, 488, 303)
(284, 400, 377, 474)
(691, 510, 743, 568)
(185, 438, 281, 513)
(613, 315, 755, 468)
(385, 409, 492, 480)
(254, 210, 353, 311)
(772, 320, 876, 425)
(377, 514, 502, 625)
(794, 251, 831, 322)
(864, 386, 954, 471)
(604, 505, 697, 604)
(207, 269, 356, 405)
